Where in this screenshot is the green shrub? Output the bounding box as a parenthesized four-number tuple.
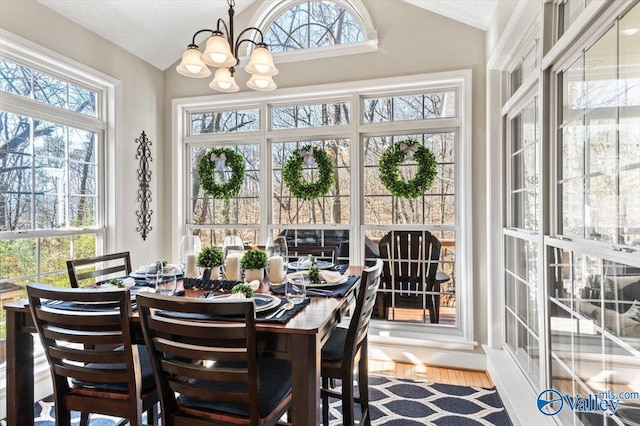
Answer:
(197, 247, 225, 268)
(240, 249, 267, 270)
(231, 283, 254, 298)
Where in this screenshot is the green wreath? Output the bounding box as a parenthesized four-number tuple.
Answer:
(283, 145, 334, 200)
(197, 147, 245, 199)
(379, 139, 437, 198)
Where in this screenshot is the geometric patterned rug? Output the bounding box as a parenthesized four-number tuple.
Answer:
(328, 375, 513, 425)
(3, 375, 513, 425)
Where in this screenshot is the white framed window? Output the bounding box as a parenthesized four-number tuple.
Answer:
(557, 6, 640, 247)
(173, 70, 473, 342)
(0, 32, 118, 364)
(490, 1, 640, 419)
(545, 6, 640, 422)
(248, 0, 378, 64)
(503, 90, 544, 390)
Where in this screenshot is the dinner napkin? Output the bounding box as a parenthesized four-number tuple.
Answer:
(288, 270, 344, 283)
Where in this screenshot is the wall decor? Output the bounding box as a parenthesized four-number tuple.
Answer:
(282, 145, 334, 200)
(379, 139, 437, 198)
(197, 147, 245, 199)
(135, 131, 153, 240)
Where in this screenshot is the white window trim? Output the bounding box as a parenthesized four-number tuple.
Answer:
(245, 0, 378, 63)
(172, 70, 473, 344)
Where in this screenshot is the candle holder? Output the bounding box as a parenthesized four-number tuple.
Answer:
(266, 235, 288, 286)
(180, 235, 202, 278)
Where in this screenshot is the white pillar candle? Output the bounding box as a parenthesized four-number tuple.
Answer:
(269, 255, 284, 283)
(185, 254, 198, 278)
(225, 254, 241, 280)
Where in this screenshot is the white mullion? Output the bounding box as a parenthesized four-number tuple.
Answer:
(358, 117, 460, 135)
(0, 90, 105, 133)
(259, 102, 269, 245)
(65, 126, 70, 229)
(267, 125, 351, 141)
(351, 92, 362, 266)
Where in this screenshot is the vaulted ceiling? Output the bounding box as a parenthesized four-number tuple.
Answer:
(35, 0, 497, 70)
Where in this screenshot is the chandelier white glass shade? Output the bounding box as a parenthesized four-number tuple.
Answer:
(176, 0, 278, 92)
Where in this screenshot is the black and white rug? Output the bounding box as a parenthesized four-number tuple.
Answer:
(3, 375, 512, 425)
(327, 375, 513, 425)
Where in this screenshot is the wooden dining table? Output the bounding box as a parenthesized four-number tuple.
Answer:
(3, 265, 363, 426)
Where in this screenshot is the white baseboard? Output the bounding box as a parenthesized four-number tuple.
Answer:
(370, 336, 486, 371)
(484, 345, 556, 426)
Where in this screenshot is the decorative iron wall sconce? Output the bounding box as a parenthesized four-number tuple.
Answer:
(135, 131, 153, 240)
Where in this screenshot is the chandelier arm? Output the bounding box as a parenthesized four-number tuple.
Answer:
(216, 18, 230, 38)
(234, 27, 266, 54)
(234, 38, 262, 56)
(190, 29, 216, 46)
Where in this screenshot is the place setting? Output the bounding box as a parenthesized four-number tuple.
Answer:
(270, 253, 358, 298)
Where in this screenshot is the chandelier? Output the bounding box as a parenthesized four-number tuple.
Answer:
(176, 0, 278, 93)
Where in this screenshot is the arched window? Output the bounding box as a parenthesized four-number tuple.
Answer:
(250, 0, 377, 61)
(265, 1, 363, 51)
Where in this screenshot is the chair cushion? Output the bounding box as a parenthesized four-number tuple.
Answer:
(178, 358, 291, 418)
(322, 326, 348, 361)
(71, 345, 155, 392)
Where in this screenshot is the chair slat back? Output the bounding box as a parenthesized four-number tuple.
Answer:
(345, 259, 383, 360)
(26, 284, 138, 397)
(378, 230, 443, 292)
(136, 293, 260, 423)
(67, 252, 132, 288)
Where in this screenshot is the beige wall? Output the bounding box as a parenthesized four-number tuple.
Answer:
(164, 0, 489, 347)
(0, 0, 165, 268)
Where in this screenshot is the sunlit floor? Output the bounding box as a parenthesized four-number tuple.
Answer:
(369, 359, 494, 388)
(380, 305, 457, 325)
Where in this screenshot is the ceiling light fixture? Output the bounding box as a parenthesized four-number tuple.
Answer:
(176, 0, 278, 93)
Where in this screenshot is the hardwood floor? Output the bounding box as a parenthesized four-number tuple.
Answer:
(369, 359, 494, 388)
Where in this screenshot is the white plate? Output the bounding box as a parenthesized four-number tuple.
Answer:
(287, 272, 347, 287)
(209, 293, 280, 313)
(288, 260, 334, 271)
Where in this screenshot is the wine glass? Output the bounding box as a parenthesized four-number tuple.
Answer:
(180, 235, 202, 278)
(266, 235, 288, 285)
(222, 234, 245, 258)
(222, 235, 245, 280)
(145, 262, 159, 287)
(286, 274, 307, 304)
(156, 265, 177, 295)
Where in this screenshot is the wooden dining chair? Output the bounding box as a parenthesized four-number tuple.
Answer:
(26, 283, 158, 426)
(66, 251, 132, 288)
(136, 292, 292, 426)
(320, 259, 383, 426)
